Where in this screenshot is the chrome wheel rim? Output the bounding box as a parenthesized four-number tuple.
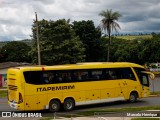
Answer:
(52, 103, 58, 110)
(130, 95, 135, 102)
(66, 102, 72, 110)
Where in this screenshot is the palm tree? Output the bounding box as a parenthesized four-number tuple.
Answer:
(99, 9, 122, 62)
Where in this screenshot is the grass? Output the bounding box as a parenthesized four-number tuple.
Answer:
(150, 91, 160, 96)
(77, 106, 160, 116)
(40, 118, 160, 120)
(132, 118, 160, 120)
(115, 35, 152, 40)
(39, 106, 160, 120)
(0, 90, 8, 98)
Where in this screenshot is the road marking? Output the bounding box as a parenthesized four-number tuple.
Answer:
(98, 117, 108, 120)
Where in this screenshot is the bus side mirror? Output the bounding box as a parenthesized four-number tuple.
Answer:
(149, 73, 155, 80)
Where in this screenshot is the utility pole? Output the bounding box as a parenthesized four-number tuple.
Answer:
(35, 12, 41, 65)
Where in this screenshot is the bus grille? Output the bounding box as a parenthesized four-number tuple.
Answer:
(8, 85, 18, 91)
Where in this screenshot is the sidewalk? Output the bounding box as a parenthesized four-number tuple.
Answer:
(0, 89, 7, 90)
(0, 117, 132, 120)
(50, 117, 132, 120)
(0, 87, 7, 90)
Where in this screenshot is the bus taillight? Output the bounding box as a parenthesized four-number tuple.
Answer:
(18, 92, 23, 104)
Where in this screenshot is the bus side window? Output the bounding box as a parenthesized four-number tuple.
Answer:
(68, 71, 74, 82)
(67, 73, 72, 82)
(109, 70, 117, 79)
(91, 70, 102, 80)
(92, 74, 100, 79)
(48, 72, 54, 83)
(72, 71, 81, 81)
(105, 72, 112, 79)
(104, 69, 117, 80)
(73, 70, 90, 82)
(122, 68, 136, 80)
(61, 72, 72, 83)
(42, 72, 55, 84)
(101, 69, 112, 80)
(58, 76, 63, 82)
(54, 73, 63, 83)
(43, 73, 49, 83)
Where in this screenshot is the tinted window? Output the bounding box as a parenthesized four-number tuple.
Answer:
(23, 71, 44, 84)
(101, 68, 135, 80)
(121, 68, 136, 80)
(24, 71, 73, 84)
(23, 67, 136, 84)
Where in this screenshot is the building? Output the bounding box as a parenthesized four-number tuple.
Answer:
(0, 62, 30, 87)
(149, 63, 160, 72)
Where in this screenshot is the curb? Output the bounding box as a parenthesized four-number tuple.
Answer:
(0, 89, 7, 91)
(149, 95, 159, 97)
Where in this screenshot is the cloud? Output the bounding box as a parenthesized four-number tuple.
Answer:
(0, 0, 160, 41)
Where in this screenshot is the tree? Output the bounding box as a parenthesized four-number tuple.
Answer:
(0, 41, 31, 62)
(72, 20, 104, 62)
(139, 37, 160, 64)
(99, 9, 122, 62)
(0, 47, 3, 62)
(30, 19, 85, 65)
(114, 40, 140, 63)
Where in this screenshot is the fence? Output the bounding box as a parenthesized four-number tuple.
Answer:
(0, 74, 7, 87)
(150, 68, 160, 72)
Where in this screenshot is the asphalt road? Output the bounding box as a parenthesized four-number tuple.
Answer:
(0, 96, 160, 118)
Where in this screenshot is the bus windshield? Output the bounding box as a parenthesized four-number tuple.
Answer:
(133, 67, 150, 87)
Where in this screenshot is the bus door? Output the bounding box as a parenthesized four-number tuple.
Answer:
(139, 72, 151, 97)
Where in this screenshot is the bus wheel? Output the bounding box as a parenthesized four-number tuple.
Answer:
(49, 99, 61, 112)
(63, 98, 75, 111)
(129, 92, 137, 103)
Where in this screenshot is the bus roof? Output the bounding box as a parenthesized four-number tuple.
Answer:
(9, 62, 144, 71)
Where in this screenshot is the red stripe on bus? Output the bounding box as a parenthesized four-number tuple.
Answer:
(42, 67, 45, 71)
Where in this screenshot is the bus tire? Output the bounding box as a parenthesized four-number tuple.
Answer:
(49, 99, 61, 112)
(129, 92, 137, 103)
(63, 98, 75, 111)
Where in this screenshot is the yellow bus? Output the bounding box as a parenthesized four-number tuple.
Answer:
(7, 62, 154, 112)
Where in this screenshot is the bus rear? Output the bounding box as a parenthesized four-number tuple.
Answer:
(7, 68, 24, 110)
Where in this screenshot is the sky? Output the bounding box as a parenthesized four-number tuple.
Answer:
(0, 0, 160, 41)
